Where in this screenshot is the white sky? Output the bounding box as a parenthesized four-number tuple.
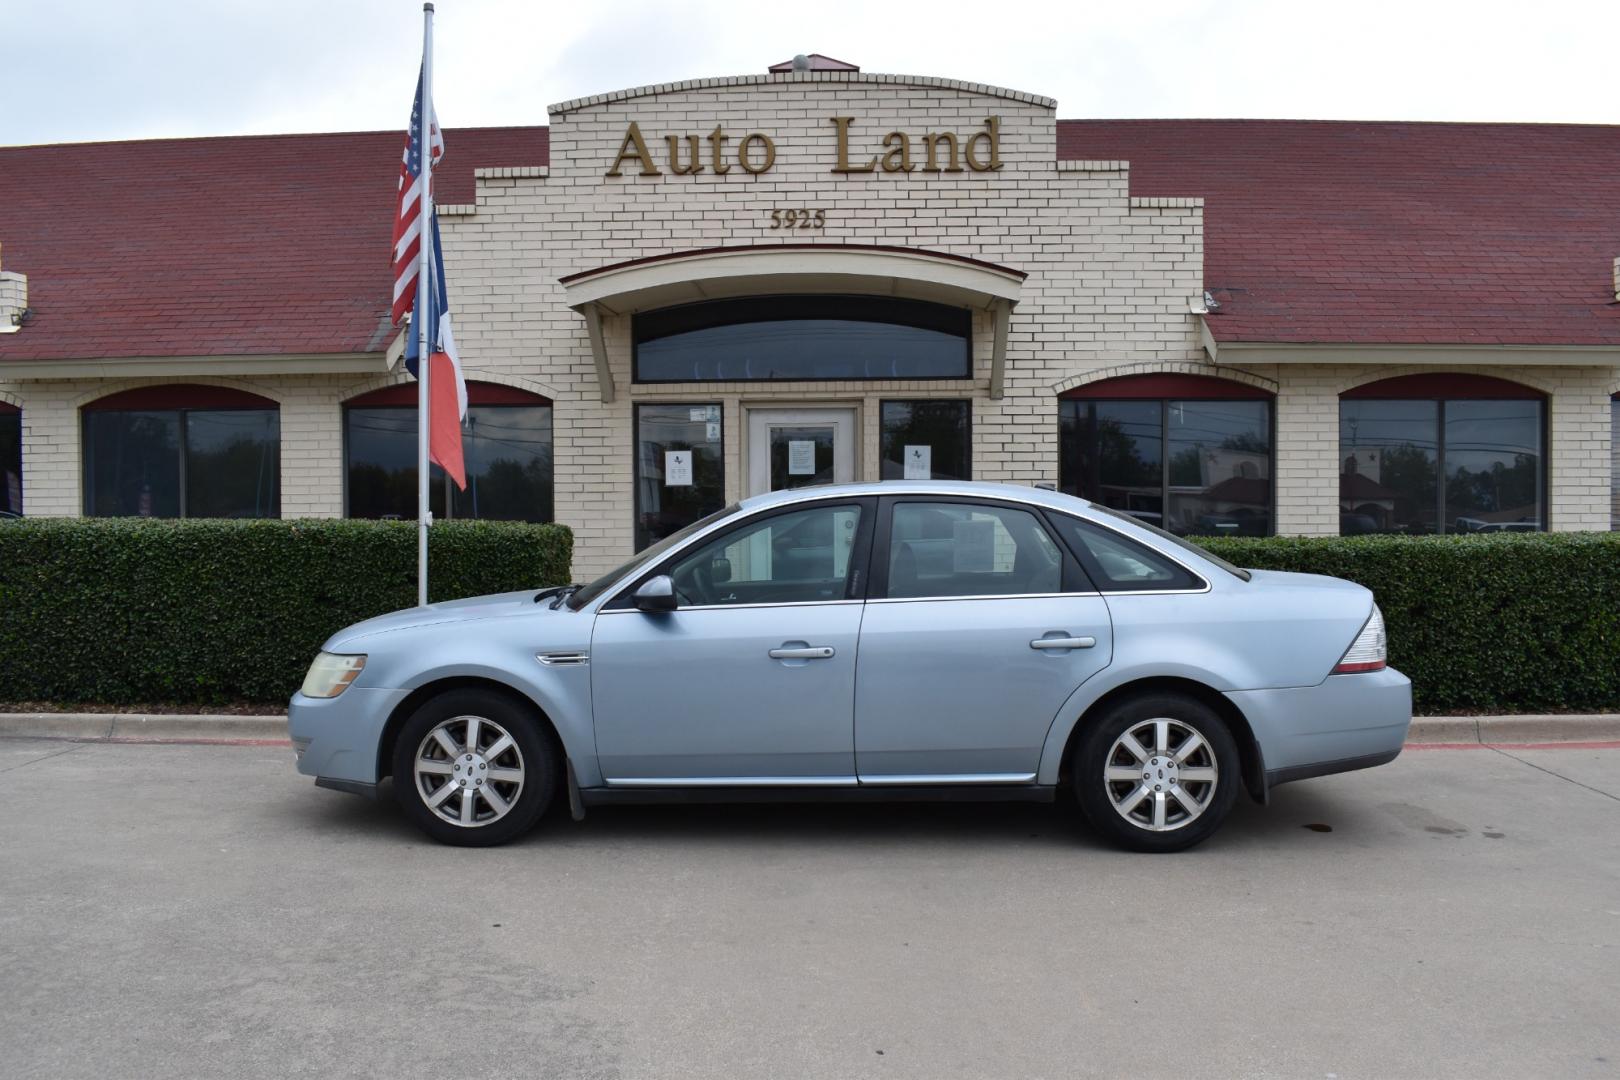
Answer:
(9, 0, 1618, 146)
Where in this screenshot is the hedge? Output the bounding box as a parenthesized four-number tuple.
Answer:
(1195, 532, 1620, 714)
(0, 518, 572, 707)
(3, 521, 1615, 714)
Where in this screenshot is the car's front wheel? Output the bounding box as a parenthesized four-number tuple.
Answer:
(392, 688, 557, 847)
(1073, 693, 1240, 853)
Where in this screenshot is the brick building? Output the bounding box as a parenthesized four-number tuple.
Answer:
(2, 62, 1618, 577)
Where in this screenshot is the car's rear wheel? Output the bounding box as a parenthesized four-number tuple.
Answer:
(392, 688, 556, 847)
(1073, 693, 1240, 853)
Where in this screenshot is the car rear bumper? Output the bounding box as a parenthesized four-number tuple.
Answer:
(1225, 666, 1412, 794)
(289, 687, 409, 787)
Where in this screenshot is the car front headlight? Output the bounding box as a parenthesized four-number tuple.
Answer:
(300, 652, 367, 698)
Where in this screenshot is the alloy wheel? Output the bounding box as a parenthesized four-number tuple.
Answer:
(1103, 717, 1219, 833)
(413, 714, 526, 828)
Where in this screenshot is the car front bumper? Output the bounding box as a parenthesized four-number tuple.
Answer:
(1225, 666, 1412, 795)
(289, 687, 410, 788)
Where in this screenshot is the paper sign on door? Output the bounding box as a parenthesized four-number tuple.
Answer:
(903, 445, 931, 480)
(787, 440, 816, 476)
(665, 450, 693, 486)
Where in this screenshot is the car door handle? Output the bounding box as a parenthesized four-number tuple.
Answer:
(1030, 636, 1096, 650)
(768, 646, 836, 660)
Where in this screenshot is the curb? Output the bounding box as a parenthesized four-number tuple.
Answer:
(1404, 714, 1620, 745)
(0, 713, 288, 742)
(3, 712, 1620, 746)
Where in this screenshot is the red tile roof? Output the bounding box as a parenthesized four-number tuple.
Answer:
(0, 127, 546, 362)
(1058, 119, 1620, 346)
(4, 116, 1617, 363)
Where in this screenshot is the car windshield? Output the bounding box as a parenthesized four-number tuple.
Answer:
(1092, 505, 1252, 582)
(567, 504, 740, 609)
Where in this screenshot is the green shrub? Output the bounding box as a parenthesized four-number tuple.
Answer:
(1194, 532, 1620, 713)
(0, 518, 572, 707)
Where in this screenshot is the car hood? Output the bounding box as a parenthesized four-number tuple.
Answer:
(323, 590, 567, 649)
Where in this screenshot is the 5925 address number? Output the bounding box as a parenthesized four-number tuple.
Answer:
(769, 208, 827, 229)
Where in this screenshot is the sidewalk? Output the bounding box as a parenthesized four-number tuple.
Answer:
(3, 711, 1619, 746)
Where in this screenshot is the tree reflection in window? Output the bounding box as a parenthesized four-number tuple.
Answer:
(345, 404, 552, 522)
(1061, 398, 1272, 536)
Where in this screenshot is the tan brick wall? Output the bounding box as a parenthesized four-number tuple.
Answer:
(1610, 379, 1620, 530)
(439, 73, 1207, 576)
(3, 72, 1616, 574)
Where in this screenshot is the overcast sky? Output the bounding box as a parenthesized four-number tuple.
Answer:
(9, 0, 1617, 146)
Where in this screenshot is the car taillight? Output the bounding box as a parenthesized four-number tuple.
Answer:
(1333, 605, 1386, 674)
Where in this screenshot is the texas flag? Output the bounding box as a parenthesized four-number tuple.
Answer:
(403, 213, 468, 489)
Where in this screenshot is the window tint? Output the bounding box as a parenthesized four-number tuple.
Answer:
(885, 502, 1062, 599)
(1060, 398, 1273, 536)
(634, 404, 724, 549)
(83, 408, 279, 518)
(1, 408, 20, 515)
(668, 504, 864, 607)
(634, 296, 971, 382)
(1051, 515, 1201, 592)
(346, 404, 553, 522)
(184, 410, 280, 519)
(880, 400, 971, 480)
(1339, 397, 1543, 535)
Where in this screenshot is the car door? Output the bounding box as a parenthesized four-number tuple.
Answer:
(590, 498, 874, 783)
(853, 497, 1113, 782)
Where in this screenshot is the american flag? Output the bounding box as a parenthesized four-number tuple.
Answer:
(390, 66, 444, 327)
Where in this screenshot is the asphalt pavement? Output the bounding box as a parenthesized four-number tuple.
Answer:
(1, 736, 1617, 1079)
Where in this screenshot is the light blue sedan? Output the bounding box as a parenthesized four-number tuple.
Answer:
(290, 482, 1410, 851)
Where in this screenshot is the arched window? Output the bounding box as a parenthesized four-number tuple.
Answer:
(1059, 374, 1274, 537)
(0, 401, 19, 517)
(343, 382, 553, 522)
(1340, 374, 1546, 536)
(633, 296, 972, 382)
(82, 385, 279, 518)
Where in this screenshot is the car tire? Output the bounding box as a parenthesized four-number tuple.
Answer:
(392, 688, 557, 847)
(1072, 693, 1241, 853)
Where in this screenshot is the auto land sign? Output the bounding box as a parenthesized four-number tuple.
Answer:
(606, 116, 1004, 177)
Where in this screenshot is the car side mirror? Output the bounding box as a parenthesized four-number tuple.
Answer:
(632, 574, 678, 613)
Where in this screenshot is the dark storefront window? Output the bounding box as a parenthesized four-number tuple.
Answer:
(1339, 375, 1544, 535)
(1, 405, 19, 516)
(1059, 377, 1273, 537)
(634, 296, 971, 382)
(345, 386, 554, 524)
(881, 400, 971, 480)
(82, 387, 279, 518)
(634, 403, 724, 550)
(344, 383, 553, 522)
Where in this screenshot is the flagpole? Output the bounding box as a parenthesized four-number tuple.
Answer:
(416, 2, 435, 607)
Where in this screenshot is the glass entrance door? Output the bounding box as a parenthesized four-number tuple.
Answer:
(747, 408, 856, 496)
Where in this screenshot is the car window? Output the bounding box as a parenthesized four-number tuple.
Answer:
(668, 504, 864, 607)
(1050, 515, 1202, 592)
(570, 503, 738, 609)
(1090, 504, 1251, 582)
(885, 502, 1063, 599)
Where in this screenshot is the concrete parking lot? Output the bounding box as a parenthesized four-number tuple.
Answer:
(1, 736, 1617, 1080)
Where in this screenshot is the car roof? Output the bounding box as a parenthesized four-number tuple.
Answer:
(737, 481, 1094, 515)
